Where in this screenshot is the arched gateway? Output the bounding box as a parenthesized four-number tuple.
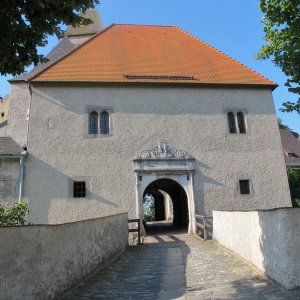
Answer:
(134, 139, 196, 234)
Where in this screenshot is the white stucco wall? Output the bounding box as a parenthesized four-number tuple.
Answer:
(4, 82, 31, 147)
(213, 209, 300, 290)
(26, 85, 291, 224)
(0, 158, 20, 208)
(0, 213, 128, 299)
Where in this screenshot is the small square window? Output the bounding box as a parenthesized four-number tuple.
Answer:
(239, 180, 250, 195)
(73, 181, 86, 198)
(1, 113, 4, 117)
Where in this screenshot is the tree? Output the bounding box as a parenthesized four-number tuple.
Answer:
(287, 167, 300, 207)
(256, 0, 300, 115)
(278, 118, 291, 130)
(0, 0, 99, 76)
(143, 194, 155, 222)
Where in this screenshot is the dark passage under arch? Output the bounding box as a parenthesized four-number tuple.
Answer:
(143, 178, 189, 234)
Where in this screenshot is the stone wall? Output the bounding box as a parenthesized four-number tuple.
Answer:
(213, 208, 300, 290)
(0, 213, 128, 299)
(0, 158, 19, 208)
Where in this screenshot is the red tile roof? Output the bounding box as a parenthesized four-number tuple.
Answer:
(32, 24, 276, 88)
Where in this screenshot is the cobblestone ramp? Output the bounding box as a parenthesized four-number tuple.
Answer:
(62, 234, 300, 299)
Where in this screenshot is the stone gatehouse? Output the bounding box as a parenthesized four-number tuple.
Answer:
(0, 10, 291, 231)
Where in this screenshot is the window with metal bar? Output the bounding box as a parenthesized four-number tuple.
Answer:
(239, 180, 250, 195)
(89, 111, 98, 134)
(100, 111, 109, 134)
(73, 181, 86, 198)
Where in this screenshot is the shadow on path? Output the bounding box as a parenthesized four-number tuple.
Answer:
(144, 220, 187, 236)
(62, 234, 300, 300)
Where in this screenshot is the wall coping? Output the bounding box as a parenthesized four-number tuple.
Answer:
(213, 207, 299, 213)
(0, 212, 128, 229)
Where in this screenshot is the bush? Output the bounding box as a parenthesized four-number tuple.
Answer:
(0, 202, 30, 226)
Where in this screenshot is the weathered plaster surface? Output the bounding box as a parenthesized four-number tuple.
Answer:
(213, 208, 300, 290)
(69, 35, 94, 45)
(0, 97, 9, 124)
(26, 85, 291, 224)
(5, 82, 31, 147)
(0, 158, 19, 208)
(0, 213, 128, 299)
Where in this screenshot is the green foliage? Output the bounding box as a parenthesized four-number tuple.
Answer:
(0, 0, 99, 76)
(278, 118, 291, 130)
(143, 194, 155, 222)
(256, 0, 300, 114)
(0, 202, 30, 226)
(288, 167, 300, 207)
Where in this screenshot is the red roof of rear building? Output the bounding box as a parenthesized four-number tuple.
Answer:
(32, 24, 276, 88)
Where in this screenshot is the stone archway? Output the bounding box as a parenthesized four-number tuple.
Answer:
(143, 178, 189, 233)
(134, 139, 196, 234)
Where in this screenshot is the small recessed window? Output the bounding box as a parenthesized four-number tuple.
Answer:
(73, 181, 86, 198)
(288, 152, 299, 158)
(1, 112, 4, 117)
(89, 111, 98, 134)
(237, 112, 246, 134)
(100, 111, 109, 134)
(227, 112, 237, 133)
(239, 180, 250, 195)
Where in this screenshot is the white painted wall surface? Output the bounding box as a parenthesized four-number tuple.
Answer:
(5, 82, 31, 147)
(213, 208, 300, 290)
(26, 85, 291, 224)
(0, 158, 20, 208)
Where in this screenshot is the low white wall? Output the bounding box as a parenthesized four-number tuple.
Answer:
(0, 213, 128, 299)
(213, 208, 300, 290)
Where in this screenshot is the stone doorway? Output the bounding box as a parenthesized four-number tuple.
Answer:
(134, 139, 196, 234)
(143, 178, 189, 234)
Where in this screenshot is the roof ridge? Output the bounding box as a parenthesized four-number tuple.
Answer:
(114, 23, 176, 27)
(175, 26, 277, 87)
(29, 24, 116, 82)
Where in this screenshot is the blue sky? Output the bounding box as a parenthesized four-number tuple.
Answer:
(1, 0, 299, 132)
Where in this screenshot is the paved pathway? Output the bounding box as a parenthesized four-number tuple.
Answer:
(63, 234, 300, 299)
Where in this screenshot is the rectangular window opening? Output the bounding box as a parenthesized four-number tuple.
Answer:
(88, 109, 111, 135)
(73, 181, 86, 198)
(239, 180, 250, 195)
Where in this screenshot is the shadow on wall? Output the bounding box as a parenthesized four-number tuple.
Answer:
(258, 208, 300, 290)
(194, 160, 225, 216)
(25, 155, 224, 224)
(33, 84, 276, 116)
(25, 154, 119, 224)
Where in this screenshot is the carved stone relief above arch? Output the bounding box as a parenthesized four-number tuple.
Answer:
(134, 139, 195, 174)
(138, 139, 193, 160)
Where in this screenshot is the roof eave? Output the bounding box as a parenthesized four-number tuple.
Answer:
(30, 80, 277, 90)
